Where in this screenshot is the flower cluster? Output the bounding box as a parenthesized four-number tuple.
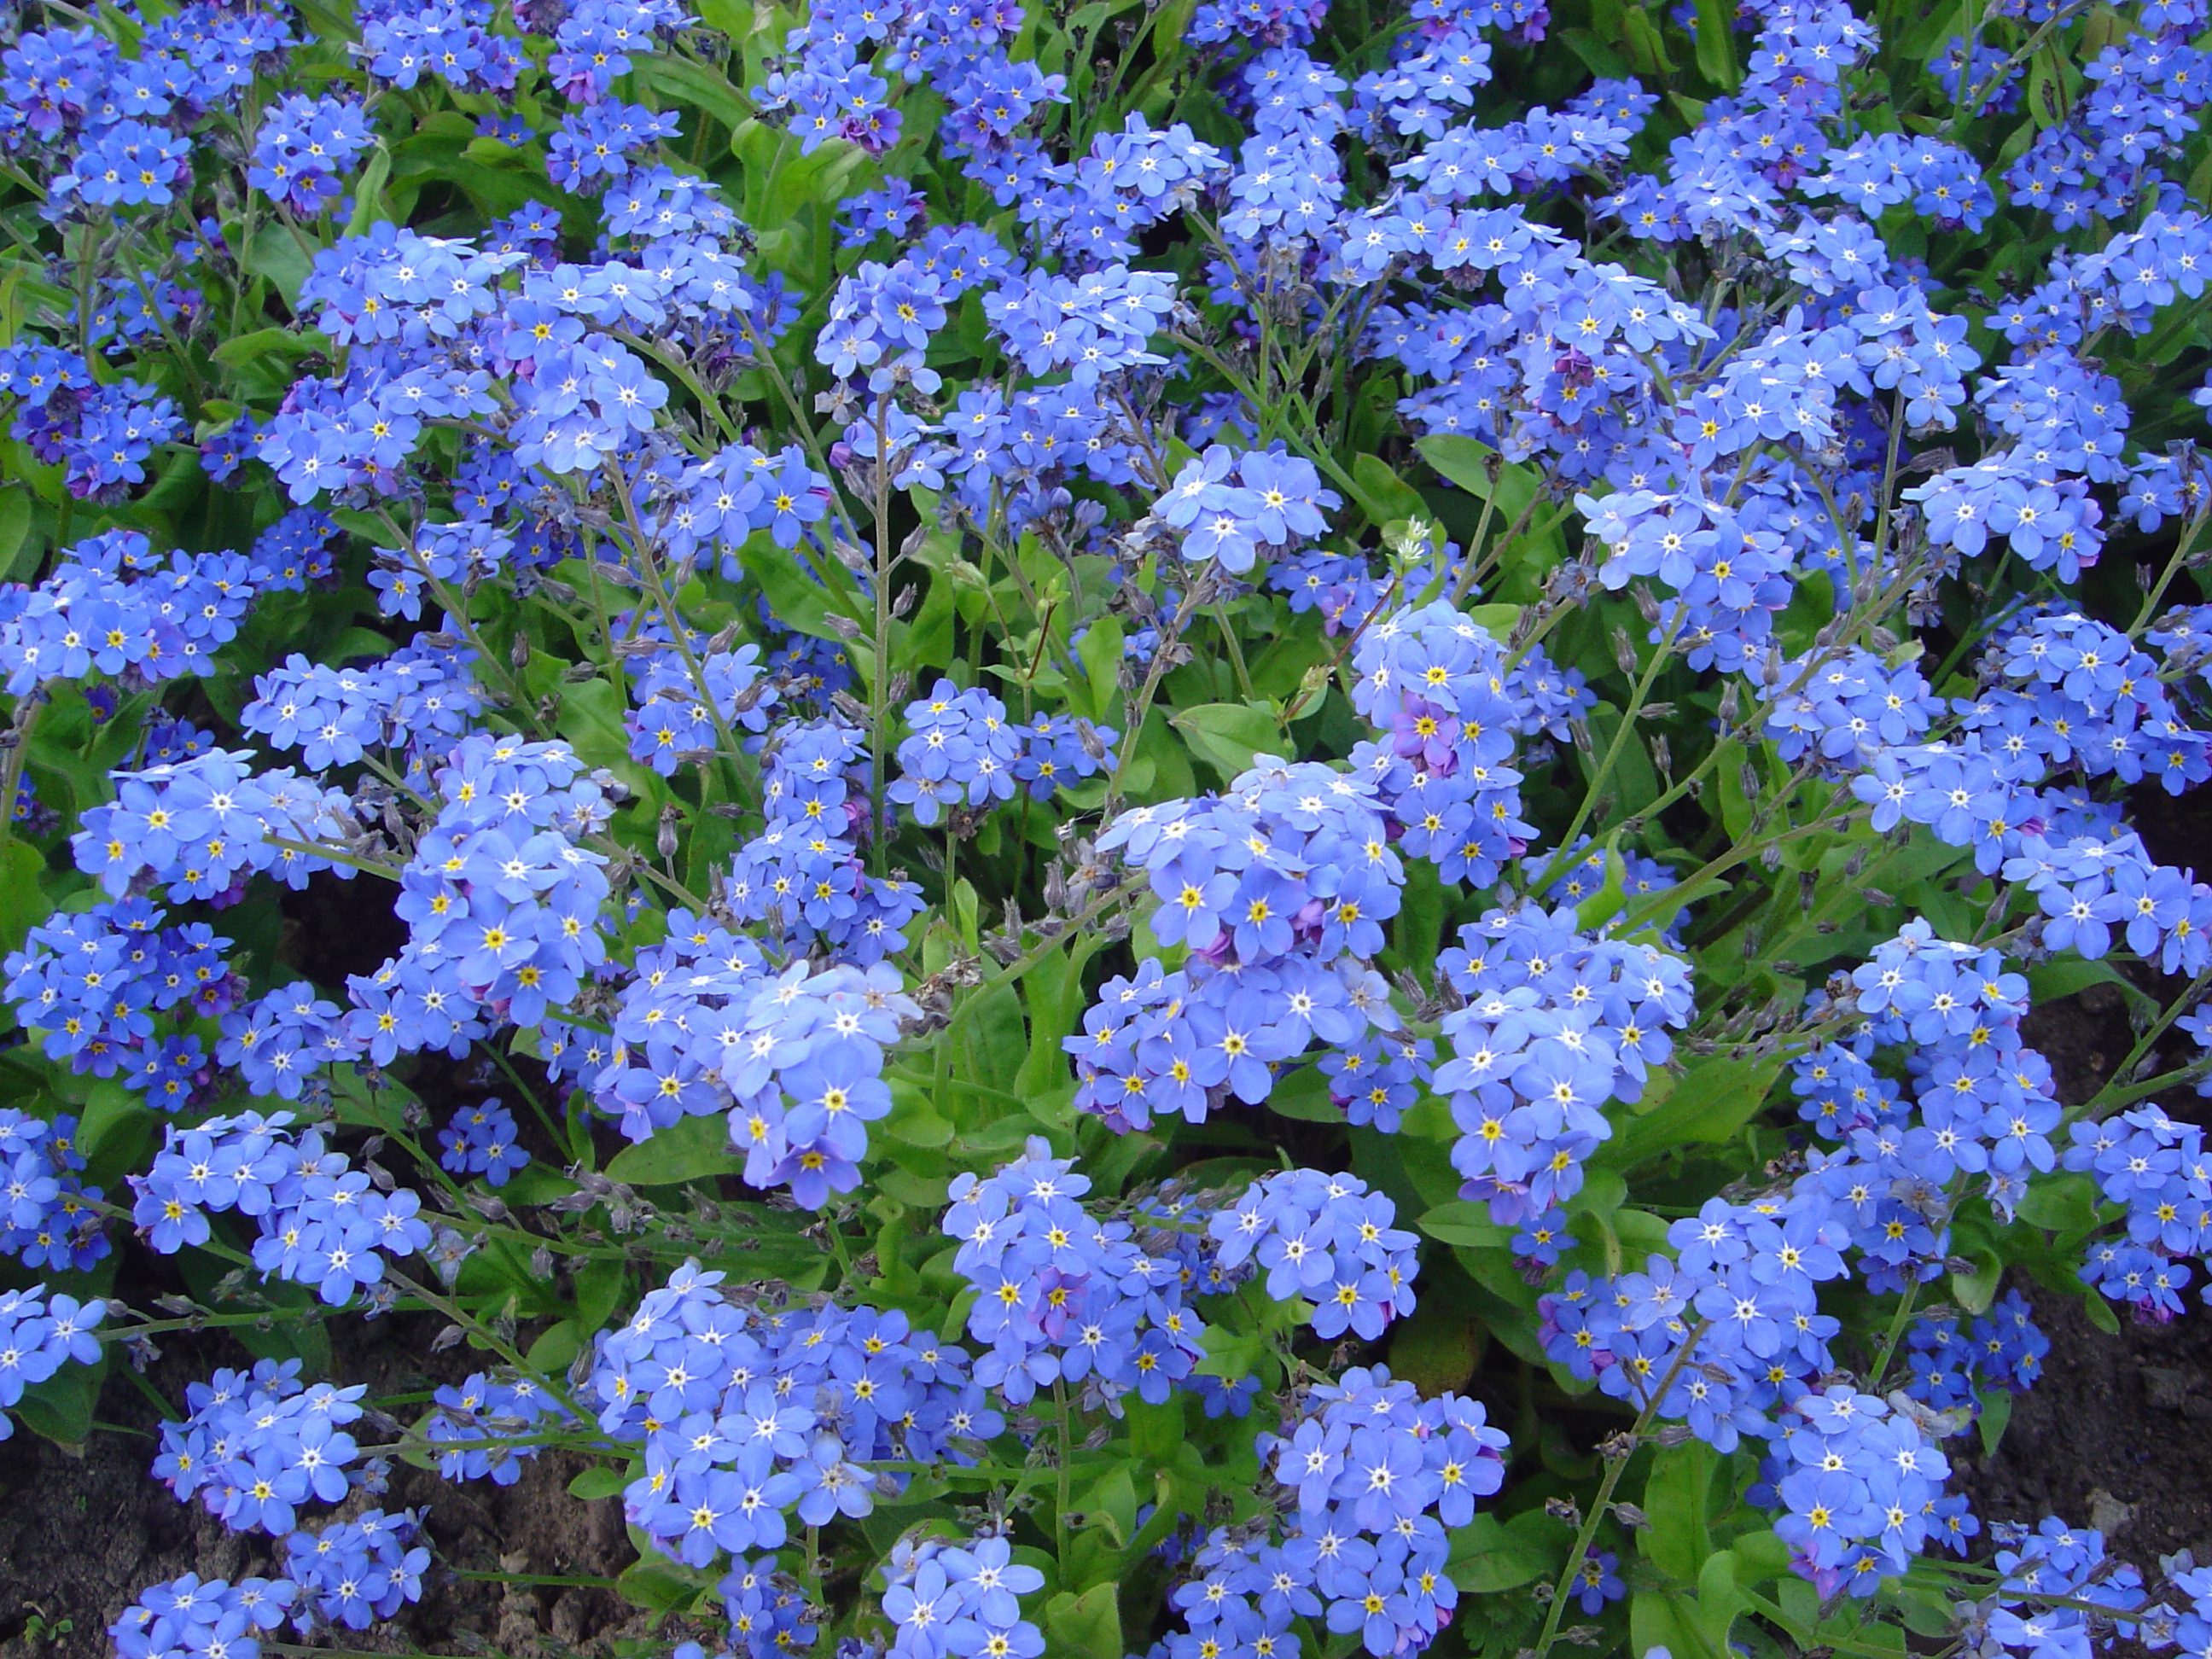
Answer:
(436, 1098, 531, 1187)
(281, 1510, 431, 1633)
(718, 1558, 823, 1659)
(1760, 1385, 1959, 1598)
(1435, 906, 1696, 1235)
(1154, 1366, 1507, 1659)
(1207, 1168, 1419, 1340)
(881, 1531, 1046, 1659)
(420, 1370, 573, 1486)
(1539, 1179, 1952, 1594)
(0, 1282, 104, 1441)
(1803, 133, 1995, 231)
(248, 94, 374, 216)
(73, 748, 356, 904)
(346, 734, 616, 1058)
(623, 639, 776, 777)
(1799, 920, 2063, 1248)
(23, 0, 2212, 1650)
(1973, 1519, 2157, 1659)
(110, 1573, 298, 1659)
(889, 682, 1116, 825)
(1797, 610, 2212, 988)
(1349, 602, 1535, 888)
(2069, 1103, 2212, 1318)
(1901, 1291, 2051, 1411)
(0, 1108, 106, 1272)
(1540, 839, 1688, 940)
(943, 1139, 1220, 1408)
(152, 1359, 370, 1535)
(888, 682, 1023, 826)
(241, 641, 485, 775)
(0, 527, 271, 696)
(572, 922, 917, 1205)
(5, 899, 236, 1087)
(1152, 445, 1342, 573)
(130, 1109, 431, 1306)
(1075, 755, 1401, 1131)
(982, 264, 1179, 384)
(588, 1262, 998, 1568)
(725, 721, 925, 964)
(1761, 647, 1946, 768)
(0, 353, 189, 504)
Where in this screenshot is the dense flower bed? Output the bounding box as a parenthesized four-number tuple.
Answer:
(2, 0, 2212, 1655)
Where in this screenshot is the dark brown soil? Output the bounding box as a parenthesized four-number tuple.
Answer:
(1957, 1284, 2212, 1568)
(0, 1312, 662, 1659)
(1958, 974, 2212, 1566)
(8, 873, 2211, 1656)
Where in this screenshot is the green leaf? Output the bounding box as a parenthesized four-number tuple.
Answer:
(1445, 1512, 1559, 1592)
(1269, 1064, 1346, 1124)
(15, 1350, 103, 1449)
(1603, 1212, 1668, 1267)
(1711, 737, 1755, 841)
(2027, 958, 2153, 1015)
(1950, 1246, 2004, 1315)
(74, 1076, 145, 1172)
(1695, 1551, 1746, 1653)
(615, 1552, 715, 1616)
(1074, 614, 1124, 725)
(1413, 436, 1548, 533)
(1572, 839, 1630, 932)
(2026, 45, 2066, 129)
(2028, 958, 2128, 1001)
(604, 1113, 742, 1186)
(555, 674, 643, 775)
(1349, 454, 1429, 527)
(495, 1164, 580, 1207)
(527, 1318, 584, 1374)
(735, 532, 869, 648)
(1565, 1167, 1627, 1223)
(1452, 1244, 1539, 1315)
(1416, 433, 1502, 496)
(1457, 603, 1519, 648)
(1016, 934, 1100, 1099)
(1418, 1201, 1509, 1249)
(2017, 1172, 2098, 1233)
(244, 223, 316, 309)
(345, 144, 393, 236)
(573, 1254, 628, 1334)
(0, 837, 51, 953)
(1389, 858, 1447, 981)
(0, 486, 32, 581)
(1562, 25, 1630, 75)
(1602, 1054, 1780, 1167)
(1168, 701, 1280, 779)
(2082, 1286, 2122, 1334)
(951, 876, 981, 952)
(1384, 1301, 1481, 1396)
(1728, 1527, 1791, 1586)
(640, 55, 758, 137)
(1690, 0, 1741, 89)
(1080, 1464, 1140, 1545)
(1977, 1387, 2014, 1457)
(1125, 1395, 1185, 1464)
(1044, 1584, 1122, 1659)
(569, 1464, 631, 1501)
(1630, 1592, 1697, 1659)
(1623, 6, 1674, 73)
(1642, 1441, 1714, 1580)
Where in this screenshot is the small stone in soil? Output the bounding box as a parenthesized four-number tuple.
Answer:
(2088, 1487, 2139, 1538)
(2143, 1366, 2192, 1410)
